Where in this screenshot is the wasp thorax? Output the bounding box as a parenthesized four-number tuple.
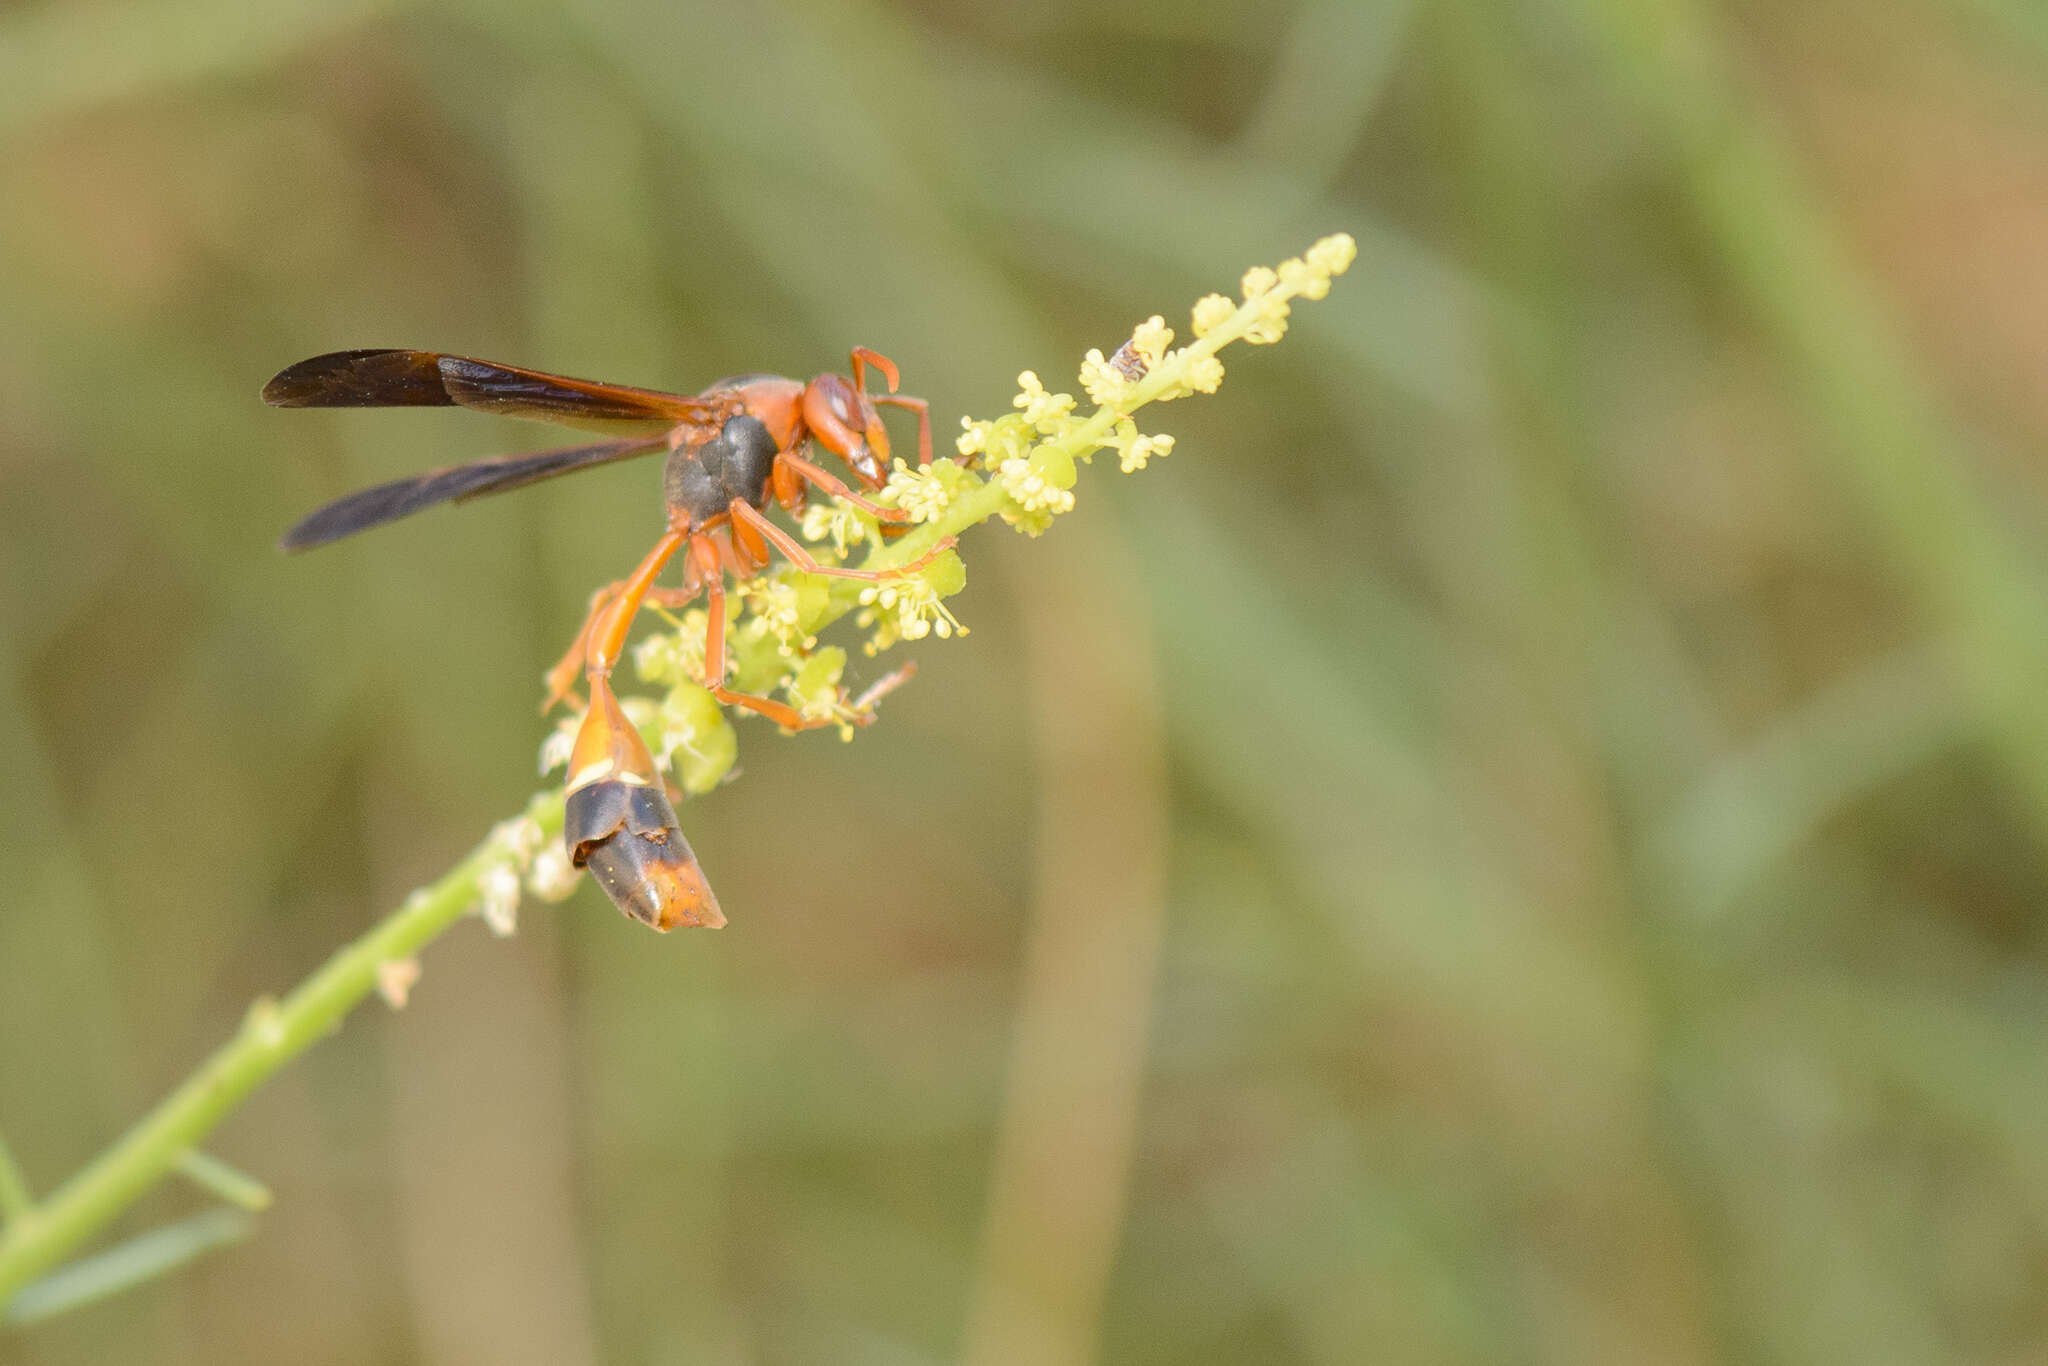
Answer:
(664, 415, 780, 528)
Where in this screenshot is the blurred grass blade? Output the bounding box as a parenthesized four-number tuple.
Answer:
(1201, 1114, 1504, 1363)
(0, 0, 397, 135)
(1563, 0, 2048, 848)
(1654, 648, 1962, 920)
(960, 528, 1168, 1366)
(174, 1151, 273, 1214)
(0, 1134, 30, 1224)
(1236, 0, 1419, 191)
(3, 1208, 253, 1327)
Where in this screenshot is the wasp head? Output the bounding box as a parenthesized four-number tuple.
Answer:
(801, 372, 894, 489)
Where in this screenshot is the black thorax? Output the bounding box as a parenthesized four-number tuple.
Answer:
(664, 415, 779, 529)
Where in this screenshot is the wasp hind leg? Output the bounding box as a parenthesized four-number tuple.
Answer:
(544, 581, 702, 713)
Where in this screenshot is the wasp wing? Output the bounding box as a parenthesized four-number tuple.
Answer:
(263, 350, 717, 435)
(280, 436, 670, 551)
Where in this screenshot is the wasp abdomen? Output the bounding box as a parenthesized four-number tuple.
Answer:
(565, 779, 724, 931)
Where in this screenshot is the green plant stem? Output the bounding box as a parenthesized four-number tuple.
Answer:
(174, 1151, 273, 1213)
(0, 790, 565, 1314)
(0, 1134, 31, 1225)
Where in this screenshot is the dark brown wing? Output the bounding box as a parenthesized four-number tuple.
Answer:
(263, 350, 718, 435)
(280, 436, 669, 551)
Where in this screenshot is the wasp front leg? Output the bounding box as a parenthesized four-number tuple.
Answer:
(781, 452, 915, 523)
(874, 394, 933, 467)
(728, 501, 955, 583)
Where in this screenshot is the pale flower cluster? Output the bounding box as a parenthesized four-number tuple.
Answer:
(396, 807, 565, 960)
(800, 499, 869, 556)
(881, 459, 954, 523)
(1119, 430, 1174, 474)
(632, 610, 709, 687)
(973, 231, 1358, 538)
(1130, 316, 1174, 367)
(1013, 371, 1078, 430)
(858, 571, 967, 645)
(997, 454, 1076, 518)
(478, 863, 521, 937)
(955, 411, 1035, 466)
(1190, 294, 1236, 336)
(744, 576, 815, 657)
(778, 646, 865, 738)
(527, 841, 582, 902)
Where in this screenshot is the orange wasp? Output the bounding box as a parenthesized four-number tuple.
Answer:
(267, 346, 948, 931)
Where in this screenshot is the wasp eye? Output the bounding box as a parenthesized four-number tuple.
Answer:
(802, 375, 869, 462)
(827, 380, 862, 426)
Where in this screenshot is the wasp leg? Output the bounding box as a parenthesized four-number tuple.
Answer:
(581, 529, 690, 676)
(728, 501, 955, 582)
(690, 570, 862, 732)
(769, 456, 809, 517)
(781, 451, 914, 523)
(543, 580, 698, 713)
(849, 346, 900, 395)
(845, 346, 933, 470)
(873, 394, 933, 467)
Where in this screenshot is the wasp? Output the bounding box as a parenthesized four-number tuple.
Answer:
(267, 346, 949, 931)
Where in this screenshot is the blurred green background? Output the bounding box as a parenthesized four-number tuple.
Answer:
(6, 0, 2048, 1362)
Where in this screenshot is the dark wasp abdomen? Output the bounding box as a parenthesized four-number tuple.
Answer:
(564, 779, 722, 930)
(663, 414, 780, 528)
